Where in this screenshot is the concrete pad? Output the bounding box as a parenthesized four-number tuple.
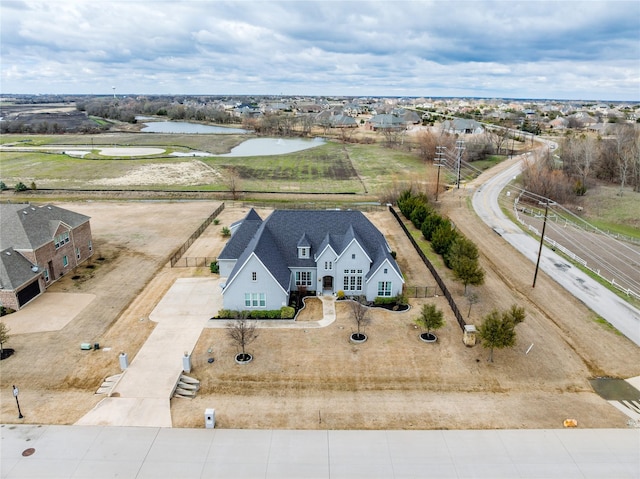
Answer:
(150, 277, 222, 323)
(75, 397, 171, 427)
(2, 292, 95, 334)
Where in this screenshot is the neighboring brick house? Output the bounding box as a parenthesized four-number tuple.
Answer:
(218, 209, 404, 311)
(0, 203, 93, 310)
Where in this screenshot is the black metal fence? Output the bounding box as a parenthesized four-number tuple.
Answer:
(170, 203, 225, 267)
(172, 257, 218, 268)
(404, 285, 442, 298)
(388, 205, 466, 331)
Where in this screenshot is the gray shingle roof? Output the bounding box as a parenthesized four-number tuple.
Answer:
(0, 247, 40, 290)
(223, 210, 402, 289)
(0, 203, 90, 251)
(218, 209, 263, 260)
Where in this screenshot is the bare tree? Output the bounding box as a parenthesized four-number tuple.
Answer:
(612, 124, 636, 196)
(485, 126, 511, 156)
(466, 292, 480, 319)
(350, 297, 371, 339)
(225, 167, 242, 200)
(227, 318, 259, 361)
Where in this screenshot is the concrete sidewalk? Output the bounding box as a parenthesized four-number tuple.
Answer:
(2, 425, 638, 478)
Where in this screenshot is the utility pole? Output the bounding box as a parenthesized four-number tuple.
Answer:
(434, 145, 446, 202)
(532, 200, 554, 288)
(455, 140, 465, 189)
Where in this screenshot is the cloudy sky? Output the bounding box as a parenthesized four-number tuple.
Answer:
(1, 0, 638, 100)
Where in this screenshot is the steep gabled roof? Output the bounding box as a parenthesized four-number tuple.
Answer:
(0, 203, 90, 251)
(218, 208, 263, 260)
(222, 210, 402, 289)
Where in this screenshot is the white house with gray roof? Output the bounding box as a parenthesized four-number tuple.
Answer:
(218, 209, 404, 311)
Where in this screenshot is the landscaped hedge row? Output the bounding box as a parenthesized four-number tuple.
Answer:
(215, 306, 295, 320)
(397, 189, 480, 272)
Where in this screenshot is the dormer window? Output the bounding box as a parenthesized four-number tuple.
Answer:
(297, 233, 311, 259)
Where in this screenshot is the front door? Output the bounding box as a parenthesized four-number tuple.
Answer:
(322, 276, 333, 291)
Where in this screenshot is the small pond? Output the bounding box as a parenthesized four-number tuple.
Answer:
(140, 121, 250, 134)
(217, 137, 325, 157)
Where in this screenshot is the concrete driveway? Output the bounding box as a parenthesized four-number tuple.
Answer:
(76, 277, 223, 428)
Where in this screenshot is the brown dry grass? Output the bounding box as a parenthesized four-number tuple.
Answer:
(1, 199, 638, 431)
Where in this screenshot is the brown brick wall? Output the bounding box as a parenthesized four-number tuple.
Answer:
(34, 221, 93, 285)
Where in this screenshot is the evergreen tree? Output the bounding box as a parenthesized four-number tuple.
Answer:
(478, 305, 525, 362)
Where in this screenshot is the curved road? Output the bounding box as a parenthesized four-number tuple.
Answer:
(472, 151, 640, 347)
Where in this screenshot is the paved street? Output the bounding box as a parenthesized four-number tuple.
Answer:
(472, 154, 640, 346)
(2, 425, 638, 478)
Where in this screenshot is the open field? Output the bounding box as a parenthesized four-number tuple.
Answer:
(1, 136, 430, 195)
(1, 200, 639, 431)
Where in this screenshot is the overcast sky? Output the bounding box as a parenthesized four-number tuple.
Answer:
(1, 1, 638, 101)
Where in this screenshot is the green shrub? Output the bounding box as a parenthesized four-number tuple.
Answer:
(221, 226, 231, 237)
(210, 261, 220, 274)
(374, 296, 397, 305)
(14, 182, 27, 192)
(213, 219, 220, 225)
(281, 306, 295, 319)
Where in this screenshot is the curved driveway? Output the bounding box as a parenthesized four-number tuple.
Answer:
(472, 152, 640, 346)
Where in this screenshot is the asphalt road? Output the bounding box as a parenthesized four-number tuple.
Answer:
(472, 152, 640, 347)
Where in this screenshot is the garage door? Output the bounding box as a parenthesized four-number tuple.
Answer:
(17, 280, 42, 307)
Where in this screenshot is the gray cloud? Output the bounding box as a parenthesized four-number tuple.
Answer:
(1, 0, 638, 100)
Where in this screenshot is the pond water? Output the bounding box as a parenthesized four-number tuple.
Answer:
(140, 121, 249, 134)
(217, 137, 325, 157)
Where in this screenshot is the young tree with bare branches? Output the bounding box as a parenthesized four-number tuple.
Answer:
(350, 297, 371, 341)
(227, 318, 259, 362)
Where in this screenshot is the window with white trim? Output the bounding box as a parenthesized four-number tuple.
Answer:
(342, 269, 363, 291)
(244, 293, 266, 308)
(251, 271, 257, 281)
(54, 231, 70, 249)
(88, 240, 93, 252)
(377, 281, 392, 297)
(43, 269, 49, 282)
(298, 247, 310, 259)
(295, 271, 312, 287)
(62, 255, 68, 267)
(76, 247, 81, 259)
(324, 261, 333, 270)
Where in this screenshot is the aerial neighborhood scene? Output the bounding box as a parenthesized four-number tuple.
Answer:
(1, 1, 639, 477)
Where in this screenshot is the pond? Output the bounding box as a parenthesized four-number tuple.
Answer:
(217, 137, 325, 157)
(140, 121, 250, 134)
